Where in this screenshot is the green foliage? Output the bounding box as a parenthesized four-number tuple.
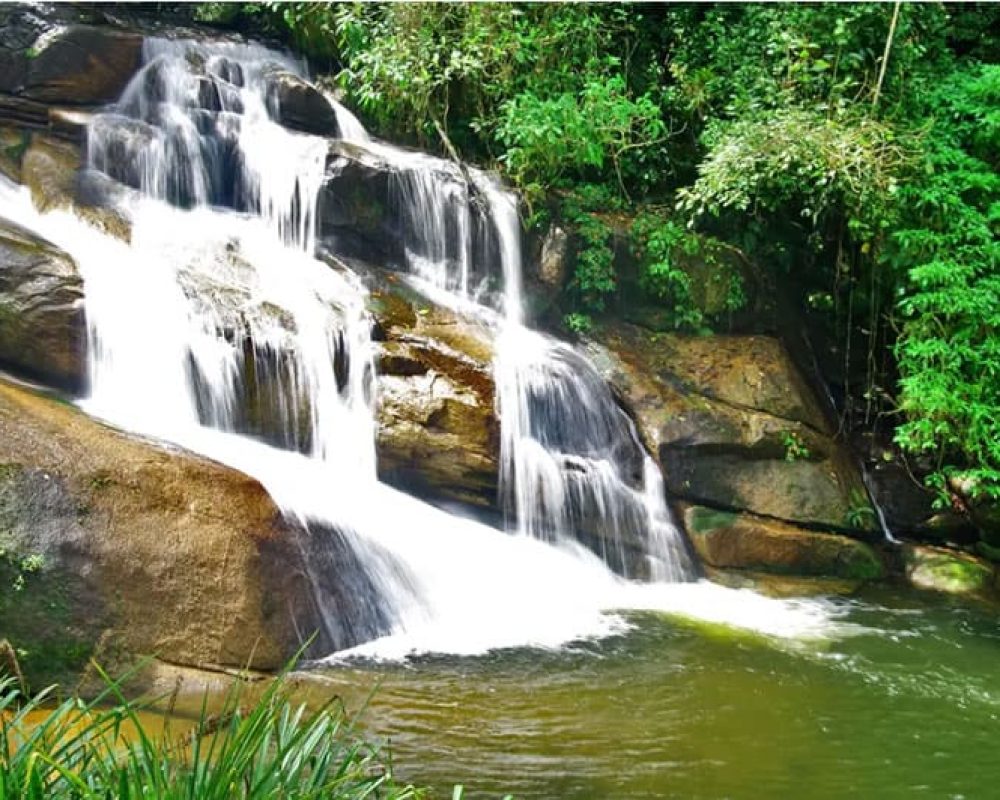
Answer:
(562, 195, 616, 313)
(845, 489, 877, 530)
(781, 431, 812, 462)
(631, 214, 703, 330)
(677, 109, 909, 240)
(328, 4, 668, 200)
(0, 534, 44, 594)
(888, 65, 1000, 501)
(661, 4, 950, 121)
(630, 212, 744, 331)
(562, 312, 593, 336)
(496, 75, 664, 202)
(0, 669, 424, 799)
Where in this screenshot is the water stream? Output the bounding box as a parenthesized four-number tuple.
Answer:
(0, 36, 852, 657)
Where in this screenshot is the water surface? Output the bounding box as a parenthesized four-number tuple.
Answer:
(302, 587, 999, 799)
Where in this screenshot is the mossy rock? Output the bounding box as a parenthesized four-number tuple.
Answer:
(902, 544, 994, 597)
(0, 463, 101, 690)
(684, 504, 884, 581)
(0, 126, 29, 183)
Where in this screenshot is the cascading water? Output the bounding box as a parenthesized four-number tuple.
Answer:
(336, 116, 694, 580)
(0, 35, 855, 658)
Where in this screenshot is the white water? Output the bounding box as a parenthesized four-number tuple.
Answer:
(0, 38, 860, 657)
(333, 105, 696, 580)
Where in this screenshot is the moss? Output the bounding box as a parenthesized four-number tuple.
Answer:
(904, 546, 994, 595)
(975, 540, 1000, 562)
(835, 540, 884, 580)
(0, 560, 95, 691)
(687, 506, 738, 535)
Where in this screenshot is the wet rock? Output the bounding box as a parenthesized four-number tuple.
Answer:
(0, 50, 27, 94)
(902, 544, 994, 596)
(705, 568, 863, 597)
(0, 94, 48, 129)
(368, 274, 499, 510)
(683, 505, 884, 580)
(591, 321, 877, 534)
(20, 134, 131, 240)
(538, 224, 568, 289)
(20, 25, 142, 106)
(0, 378, 335, 690)
(0, 217, 85, 390)
(264, 68, 339, 137)
(0, 125, 28, 182)
(319, 141, 402, 269)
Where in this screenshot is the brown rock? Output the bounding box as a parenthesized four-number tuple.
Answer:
(21, 134, 131, 239)
(591, 321, 877, 534)
(0, 216, 86, 390)
(0, 125, 28, 183)
(538, 224, 568, 288)
(683, 505, 883, 580)
(902, 544, 995, 596)
(0, 378, 336, 689)
(369, 276, 499, 509)
(21, 25, 142, 106)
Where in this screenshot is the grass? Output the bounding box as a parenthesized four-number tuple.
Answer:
(0, 664, 427, 800)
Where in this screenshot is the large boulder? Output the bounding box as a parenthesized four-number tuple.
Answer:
(591, 322, 878, 535)
(0, 378, 344, 690)
(264, 68, 340, 138)
(0, 217, 85, 390)
(319, 141, 402, 269)
(367, 274, 499, 511)
(683, 505, 884, 580)
(18, 25, 142, 106)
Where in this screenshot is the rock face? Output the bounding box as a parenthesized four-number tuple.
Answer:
(367, 272, 500, 511)
(684, 505, 883, 580)
(0, 217, 85, 390)
(592, 321, 882, 579)
(0, 378, 340, 690)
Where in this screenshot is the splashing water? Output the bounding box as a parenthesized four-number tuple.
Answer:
(0, 37, 859, 658)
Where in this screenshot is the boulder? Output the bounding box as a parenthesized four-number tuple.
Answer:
(0, 378, 339, 690)
(319, 141, 402, 269)
(0, 217, 85, 390)
(591, 321, 878, 534)
(367, 273, 499, 511)
(264, 68, 340, 138)
(19, 134, 131, 239)
(19, 25, 142, 106)
(901, 544, 995, 596)
(683, 505, 883, 580)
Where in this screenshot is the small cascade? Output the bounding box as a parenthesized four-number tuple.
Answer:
(318, 104, 695, 579)
(0, 34, 851, 659)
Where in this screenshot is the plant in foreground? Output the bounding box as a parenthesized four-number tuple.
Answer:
(0, 665, 424, 800)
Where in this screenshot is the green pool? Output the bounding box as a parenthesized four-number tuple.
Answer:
(307, 586, 1000, 799)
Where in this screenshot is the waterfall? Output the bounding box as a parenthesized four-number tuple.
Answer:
(325, 93, 694, 578)
(0, 36, 848, 658)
